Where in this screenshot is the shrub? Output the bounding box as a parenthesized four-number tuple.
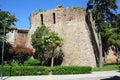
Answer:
(92, 63, 120, 71)
(104, 63, 120, 66)
(0, 65, 92, 76)
(52, 66, 92, 75)
(1, 66, 49, 76)
(10, 61, 19, 66)
(9, 45, 33, 64)
(24, 59, 40, 66)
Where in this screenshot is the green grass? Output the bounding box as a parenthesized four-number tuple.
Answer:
(92, 63, 120, 71)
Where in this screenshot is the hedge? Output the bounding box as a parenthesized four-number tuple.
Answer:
(1, 66, 49, 76)
(24, 59, 40, 66)
(52, 66, 92, 75)
(0, 66, 92, 76)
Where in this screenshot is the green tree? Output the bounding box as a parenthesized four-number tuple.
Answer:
(41, 32, 63, 67)
(108, 14, 120, 55)
(32, 25, 64, 66)
(0, 9, 17, 41)
(31, 25, 49, 58)
(87, 0, 118, 67)
(0, 9, 17, 64)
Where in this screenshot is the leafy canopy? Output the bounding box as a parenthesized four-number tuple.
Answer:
(0, 9, 17, 62)
(31, 25, 64, 66)
(41, 32, 63, 52)
(32, 25, 49, 48)
(32, 25, 63, 54)
(0, 9, 17, 42)
(108, 14, 120, 47)
(87, 0, 117, 29)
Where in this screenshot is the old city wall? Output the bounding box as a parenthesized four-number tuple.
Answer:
(26, 7, 99, 67)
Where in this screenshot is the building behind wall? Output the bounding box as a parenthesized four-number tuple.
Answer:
(15, 29, 28, 46)
(26, 6, 99, 67)
(6, 27, 29, 47)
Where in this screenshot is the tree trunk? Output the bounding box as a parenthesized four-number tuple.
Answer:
(98, 32, 103, 68)
(50, 48, 55, 75)
(51, 56, 54, 68)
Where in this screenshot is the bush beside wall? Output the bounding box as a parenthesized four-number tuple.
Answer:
(1, 66, 92, 76)
(24, 59, 40, 66)
(1, 66, 49, 76)
(52, 66, 92, 75)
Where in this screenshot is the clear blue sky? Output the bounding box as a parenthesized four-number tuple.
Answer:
(0, 0, 120, 29)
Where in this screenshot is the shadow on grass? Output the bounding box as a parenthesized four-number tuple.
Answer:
(101, 76, 120, 80)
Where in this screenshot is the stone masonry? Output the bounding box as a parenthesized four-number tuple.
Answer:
(26, 7, 99, 67)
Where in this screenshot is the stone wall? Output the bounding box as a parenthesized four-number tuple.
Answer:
(26, 7, 99, 67)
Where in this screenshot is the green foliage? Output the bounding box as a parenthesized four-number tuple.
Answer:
(0, 9, 17, 41)
(87, 0, 118, 67)
(87, 0, 117, 27)
(99, 22, 112, 52)
(31, 25, 64, 66)
(24, 59, 40, 66)
(52, 66, 92, 74)
(41, 32, 64, 67)
(0, 9, 17, 64)
(10, 61, 19, 66)
(41, 32, 63, 52)
(1, 66, 49, 76)
(92, 63, 120, 71)
(108, 14, 120, 48)
(32, 25, 49, 54)
(87, 0, 118, 46)
(1, 65, 92, 76)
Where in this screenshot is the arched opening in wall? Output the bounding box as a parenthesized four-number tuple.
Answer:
(40, 14, 43, 25)
(53, 13, 56, 24)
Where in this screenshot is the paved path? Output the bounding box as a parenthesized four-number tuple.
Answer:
(1, 71, 120, 80)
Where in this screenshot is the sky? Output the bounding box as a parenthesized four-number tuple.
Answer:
(0, 0, 120, 29)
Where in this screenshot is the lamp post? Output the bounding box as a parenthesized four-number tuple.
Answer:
(1, 22, 5, 80)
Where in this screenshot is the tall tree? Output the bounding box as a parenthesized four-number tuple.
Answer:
(87, 0, 118, 67)
(108, 14, 120, 56)
(41, 32, 63, 68)
(0, 9, 17, 63)
(0, 9, 17, 39)
(31, 24, 49, 59)
(100, 22, 111, 55)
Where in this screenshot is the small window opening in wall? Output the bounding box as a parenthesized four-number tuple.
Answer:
(53, 13, 56, 24)
(40, 14, 43, 25)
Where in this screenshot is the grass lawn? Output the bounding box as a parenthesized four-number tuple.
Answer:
(92, 63, 120, 71)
